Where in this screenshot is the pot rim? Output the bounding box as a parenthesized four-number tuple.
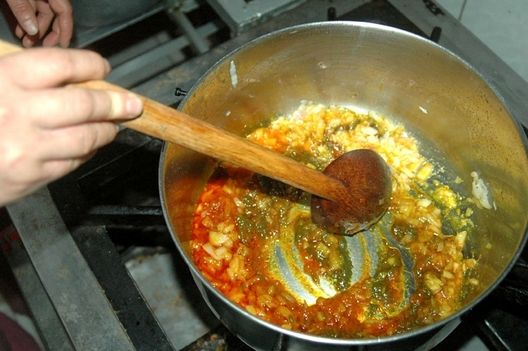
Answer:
(158, 20, 528, 345)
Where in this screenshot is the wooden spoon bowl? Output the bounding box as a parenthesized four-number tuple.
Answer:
(311, 149, 392, 235)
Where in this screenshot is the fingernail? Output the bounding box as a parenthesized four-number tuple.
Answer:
(23, 20, 38, 36)
(126, 95, 143, 117)
(103, 59, 112, 74)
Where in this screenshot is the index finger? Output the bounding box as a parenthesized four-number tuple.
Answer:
(24, 87, 143, 128)
(0, 47, 111, 89)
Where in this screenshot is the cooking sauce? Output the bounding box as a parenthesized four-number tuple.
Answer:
(190, 103, 478, 337)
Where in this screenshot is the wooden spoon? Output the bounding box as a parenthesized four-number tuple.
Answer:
(0, 40, 392, 235)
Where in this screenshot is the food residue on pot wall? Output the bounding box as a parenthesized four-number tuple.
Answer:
(471, 171, 495, 210)
(229, 60, 238, 88)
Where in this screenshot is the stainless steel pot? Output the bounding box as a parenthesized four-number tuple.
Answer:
(159, 22, 528, 350)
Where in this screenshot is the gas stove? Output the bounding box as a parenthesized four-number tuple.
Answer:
(1, 1, 527, 350)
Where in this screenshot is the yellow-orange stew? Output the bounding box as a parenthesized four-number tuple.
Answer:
(190, 103, 479, 338)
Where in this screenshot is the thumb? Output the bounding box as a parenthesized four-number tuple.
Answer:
(6, 0, 38, 35)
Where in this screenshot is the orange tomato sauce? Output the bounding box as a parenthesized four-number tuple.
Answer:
(189, 104, 478, 338)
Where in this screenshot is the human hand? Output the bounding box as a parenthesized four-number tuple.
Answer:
(0, 48, 143, 206)
(6, 0, 73, 47)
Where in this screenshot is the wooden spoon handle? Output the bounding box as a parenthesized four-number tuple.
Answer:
(0, 40, 347, 202)
(89, 82, 346, 201)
